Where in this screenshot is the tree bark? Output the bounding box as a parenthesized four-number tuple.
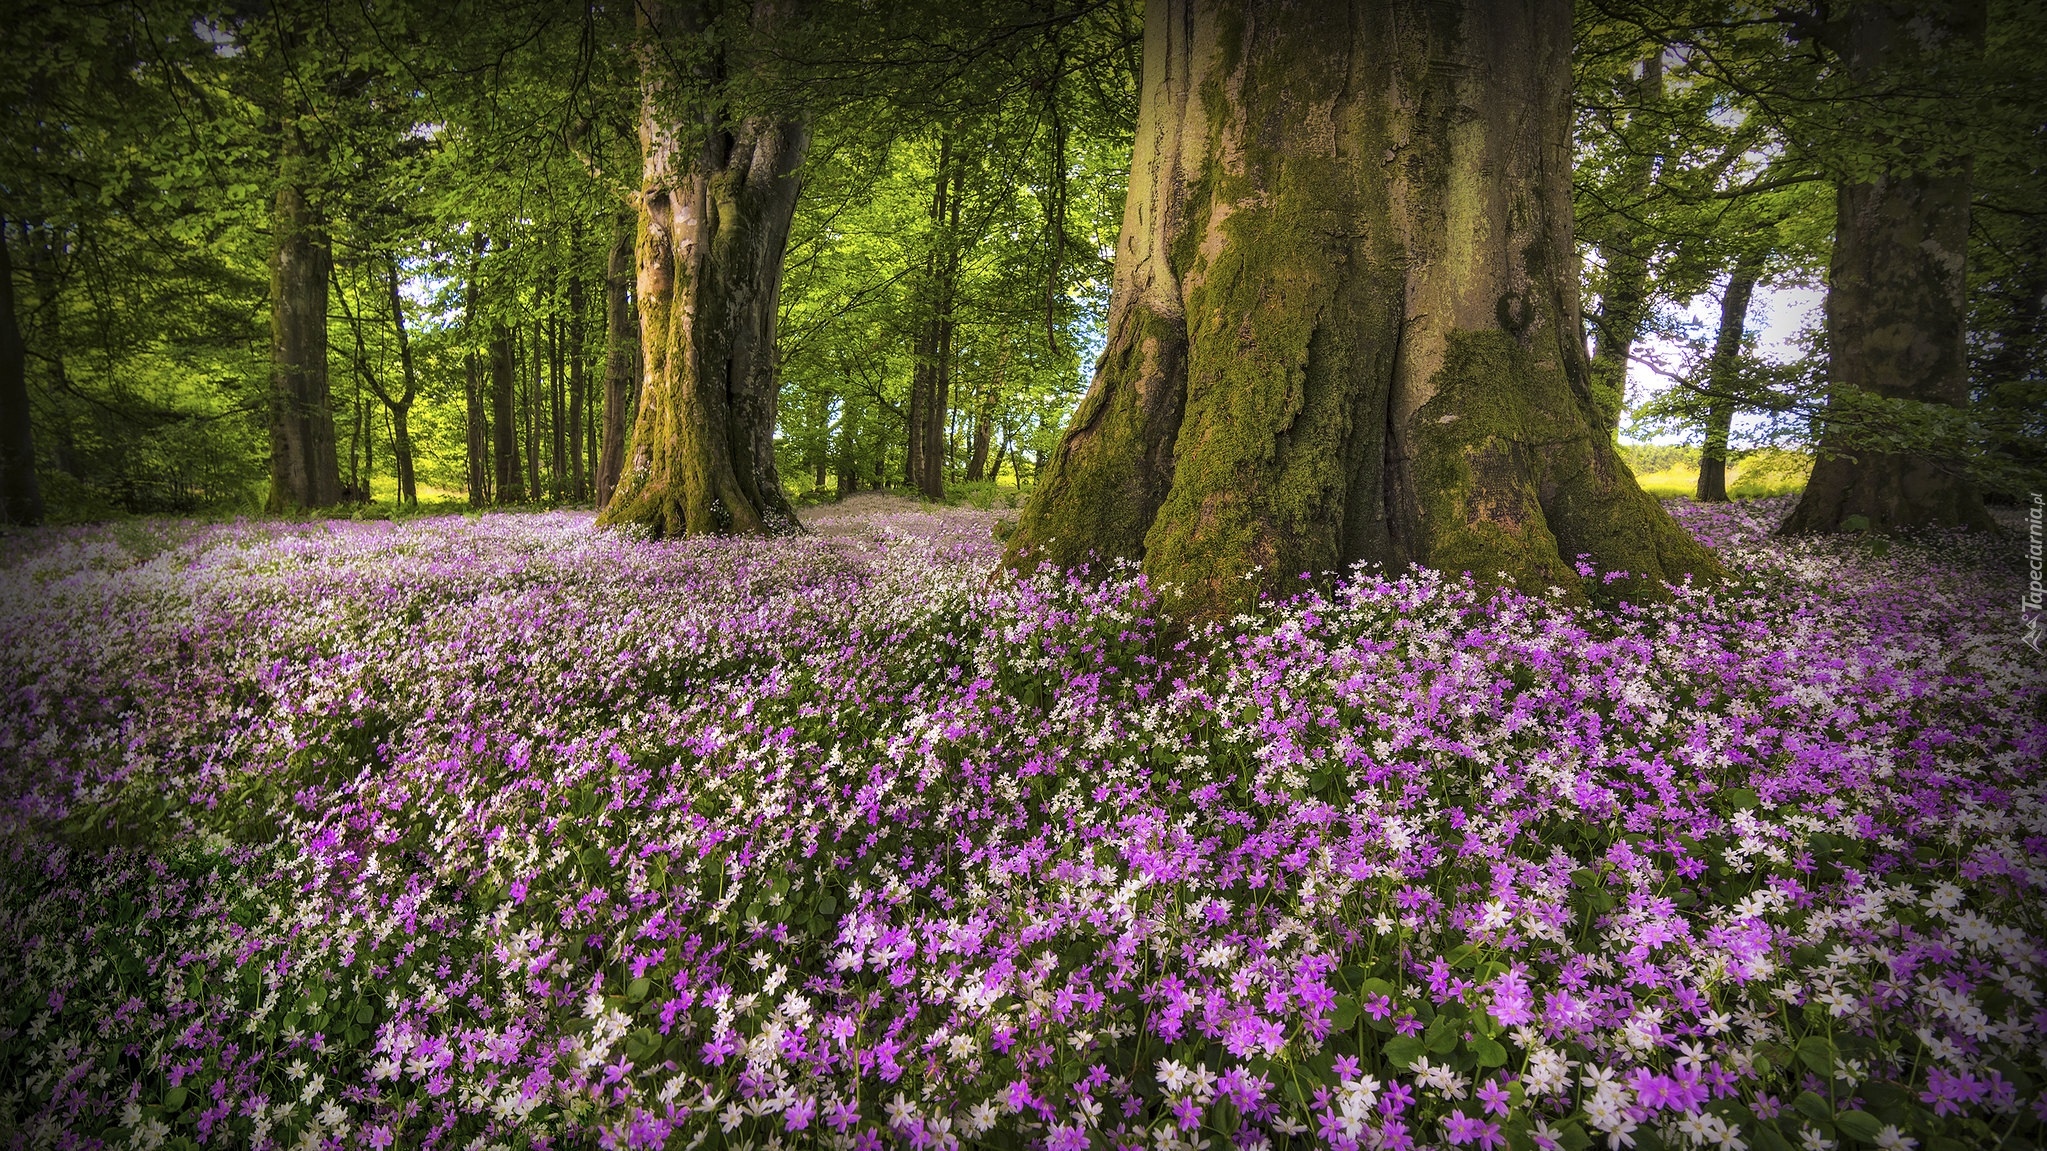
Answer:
(384, 260, 419, 505)
(907, 140, 962, 499)
(1696, 251, 1764, 502)
(1007, 0, 1720, 615)
(597, 211, 638, 508)
(492, 321, 524, 503)
(265, 142, 341, 513)
(568, 269, 588, 501)
(600, 0, 807, 537)
(0, 220, 42, 526)
(1782, 1, 1991, 534)
(1586, 53, 1664, 432)
(463, 242, 489, 506)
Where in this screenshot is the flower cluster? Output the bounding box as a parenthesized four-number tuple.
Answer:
(0, 496, 2039, 1151)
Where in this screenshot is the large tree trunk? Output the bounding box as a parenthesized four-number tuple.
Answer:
(1586, 53, 1664, 432)
(492, 322, 525, 503)
(1696, 251, 1764, 502)
(600, 0, 807, 537)
(596, 212, 637, 508)
(1007, 0, 1720, 615)
(0, 220, 42, 526)
(265, 152, 341, 512)
(1782, 3, 1991, 534)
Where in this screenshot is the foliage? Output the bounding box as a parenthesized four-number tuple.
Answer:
(1, 501, 2039, 1148)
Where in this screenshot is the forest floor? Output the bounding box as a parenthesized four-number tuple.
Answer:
(0, 497, 2040, 1151)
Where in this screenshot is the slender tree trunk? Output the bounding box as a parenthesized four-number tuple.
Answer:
(601, 0, 808, 537)
(966, 344, 1005, 482)
(1783, 2, 1991, 533)
(525, 318, 540, 499)
(1696, 251, 1764, 502)
(907, 149, 963, 499)
(384, 258, 420, 505)
(990, 429, 1010, 487)
(1587, 53, 1664, 432)
(1007, 0, 1719, 615)
(568, 271, 588, 501)
(492, 322, 524, 503)
(266, 138, 341, 512)
(348, 382, 363, 500)
(597, 212, 638, 507)
(0, 220, 42, 525)
(835, 397, 859, 497)
(549, 312, 565, 499)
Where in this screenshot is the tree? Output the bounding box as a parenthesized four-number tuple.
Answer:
(265, 150, 342, 512)
(0, 222, 40, 525)
(1783, 0, 1993, 533)
(596, 212, 638, 507)
(1005, 0, 1721, 616)
(599, 0, 808, 537)
(491, 320, 525, 503)
(1695, 248, 1764, 502)
(1582, 51, 1665, 431)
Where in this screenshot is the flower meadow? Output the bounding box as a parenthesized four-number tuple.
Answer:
(0, 496, 2041, 1151)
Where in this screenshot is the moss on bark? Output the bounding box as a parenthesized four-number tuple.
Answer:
(1008, 0, 1723, 618)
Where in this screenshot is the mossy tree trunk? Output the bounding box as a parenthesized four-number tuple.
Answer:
(600, 0, 806, 538)
(266, 133, 342, 513)
(1782, 3, 1991, 534)
(1696, 250, 1763, 503)
(1007, 0, 1722, 616)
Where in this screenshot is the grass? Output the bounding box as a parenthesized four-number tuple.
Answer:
(1619, 445, 1811, 500)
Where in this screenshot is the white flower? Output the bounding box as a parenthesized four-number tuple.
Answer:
(132, 1117, 171, 1151)
(1797, 1127, 1835, 1151)
(1872, 1127, 1916, 1151)
(371, 1056, 400, 1081)
(962, 1101, 1001, 1135)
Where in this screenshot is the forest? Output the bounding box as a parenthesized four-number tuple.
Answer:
(1, 0, 2038, 538)
(0, 2, 2042, 1150)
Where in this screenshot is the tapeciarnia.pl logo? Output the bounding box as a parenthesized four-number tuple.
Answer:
(2026, 491, 2044, 653)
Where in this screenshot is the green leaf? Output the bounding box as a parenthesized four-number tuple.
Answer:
(1749, 1125, 1796, 1151)
(163, 1086, 188, 1112)
(1472, 1035, 1507, 1068)
(1726, 788, 1761, 810)
(1795, 1036, 1835, 1078)
(1793, 1091, 1833, 1125)
(1384, 1035, 1424, 1069)
(1425, 1013, 1461, 1055)
(1833, 1112, 1883, 1144)
(626, 977, 651, 1002)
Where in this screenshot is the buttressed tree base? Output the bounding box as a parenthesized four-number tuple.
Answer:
(600, 0, 807, 539)
(1006, 0, 1723, 616)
